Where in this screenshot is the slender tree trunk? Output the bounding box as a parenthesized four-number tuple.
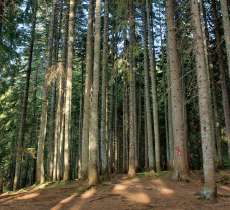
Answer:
(78, 59, 84, 177)
(167, 63, 174, 170)
(146, 0, 161, 172)
(143, 9, 154, 171)
(88, 0, 101, 186)
(36, 0, 58, 184)
(128, 0, 136, 177)
(63, 0, 77, 181)
(166, 0, 189, 181)
(123, 83, 128, 173)
(216, 0, 230, 160)
(14, 0, 37, 189)
(100, 0, 109, 176)
(220, 0, 230, 78)
(81, 0, 94, 179)
(190, 0, 217, 200)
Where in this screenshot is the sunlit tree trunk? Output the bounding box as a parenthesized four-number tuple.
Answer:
(63, 0, 77, 181)
(190, 0, 217, 200)
(128, 0, 136, 177)
(36, 0, 58, 184)
(88, 0, 101, 186)
(166, 0, 189, 180)
(81, 0, 94, 179)
(13, 0, 37, 190)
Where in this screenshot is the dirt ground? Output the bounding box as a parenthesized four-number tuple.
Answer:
(1, 171, 230, 210)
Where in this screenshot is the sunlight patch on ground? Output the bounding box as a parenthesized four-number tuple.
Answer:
(81, 188, 96, 199)
(151, 179, 174, 196)
(113, 184, 128, 191)
(160, 187, 174, 195)
(51, 193, 79, 210)
(16, 192, 40, 200)
(125, 192, 151, 204)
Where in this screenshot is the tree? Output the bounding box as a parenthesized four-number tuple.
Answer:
(81, 0, 94, 179)
(13, 0, 38, 190)
(190, 0, 217, 200)
(100, 0, 109, 176)
(142, 5, 154, 171)
(88, 0, 101, 186)
(128, 0, 136, 177)
(166, 0, 189, 180)
(146, 0, 161, 172)
(220, 0, 230, 78)
(36, 0, 58, 184)
(63, 0, 77, 181)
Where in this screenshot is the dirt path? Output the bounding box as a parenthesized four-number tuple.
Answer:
(1, 172, 230, 210)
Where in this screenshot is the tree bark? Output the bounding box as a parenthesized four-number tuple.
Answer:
(166, 0, 189, 180)
(143, 8, 154, 171)
(14, 0, 37, 189)
(88, 0, 101, 186)
(128, 0, 136, 177)
(81, 0, 94, 179)
(220, 0, 230, 79)
(217, 0, 230, 160)
(36, 0, 58, 184)
(146, 0, 161, 172)
(100, 0, 109, 176)
(63, 0, 77, 181)
(190, 0, 217, 200)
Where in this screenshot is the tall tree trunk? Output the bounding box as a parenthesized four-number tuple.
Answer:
(88, 0, 101, 186)
(14, 0, 37, 189)
(100, 0, 109, 176)
(217, 0, 230, 160)
(63, 0, 77, 181)
(220, 0, 230, 78)
(166, 0, 189, 181)
(36, 0, 57, 184)
(81, 0, 94, 179)
(190, 0, 217, 200)
(123, 83, 128, 173)
(146, 0, 161, 172)
(128, 0, 136, 177)
(143, 9, 154, 171)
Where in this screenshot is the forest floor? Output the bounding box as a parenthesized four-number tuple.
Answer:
(0, 171, 230, 210)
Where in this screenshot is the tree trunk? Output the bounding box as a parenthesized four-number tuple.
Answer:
(143, 9, 154, 171)
(216, 0, 230, 160)
(146, 0, 161, 172)
(88, 0, 101, 186)
(190, 0, 217, 200)
(166, 0, 189, 181)
(128, 0, 136, 177)
(123, 83, 128, 173)
(100, 0, 109, 177)
(220, 0, 230, 79)
(63, 0, 77, 181)
(36, 0, 58, 184)
(81, 0, 94, 179)
(14, 0, 37, 189)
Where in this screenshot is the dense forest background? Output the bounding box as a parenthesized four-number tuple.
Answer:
(1, 0, 230, 201)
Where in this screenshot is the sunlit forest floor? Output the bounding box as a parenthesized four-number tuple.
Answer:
(0, 171, 230, 210)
